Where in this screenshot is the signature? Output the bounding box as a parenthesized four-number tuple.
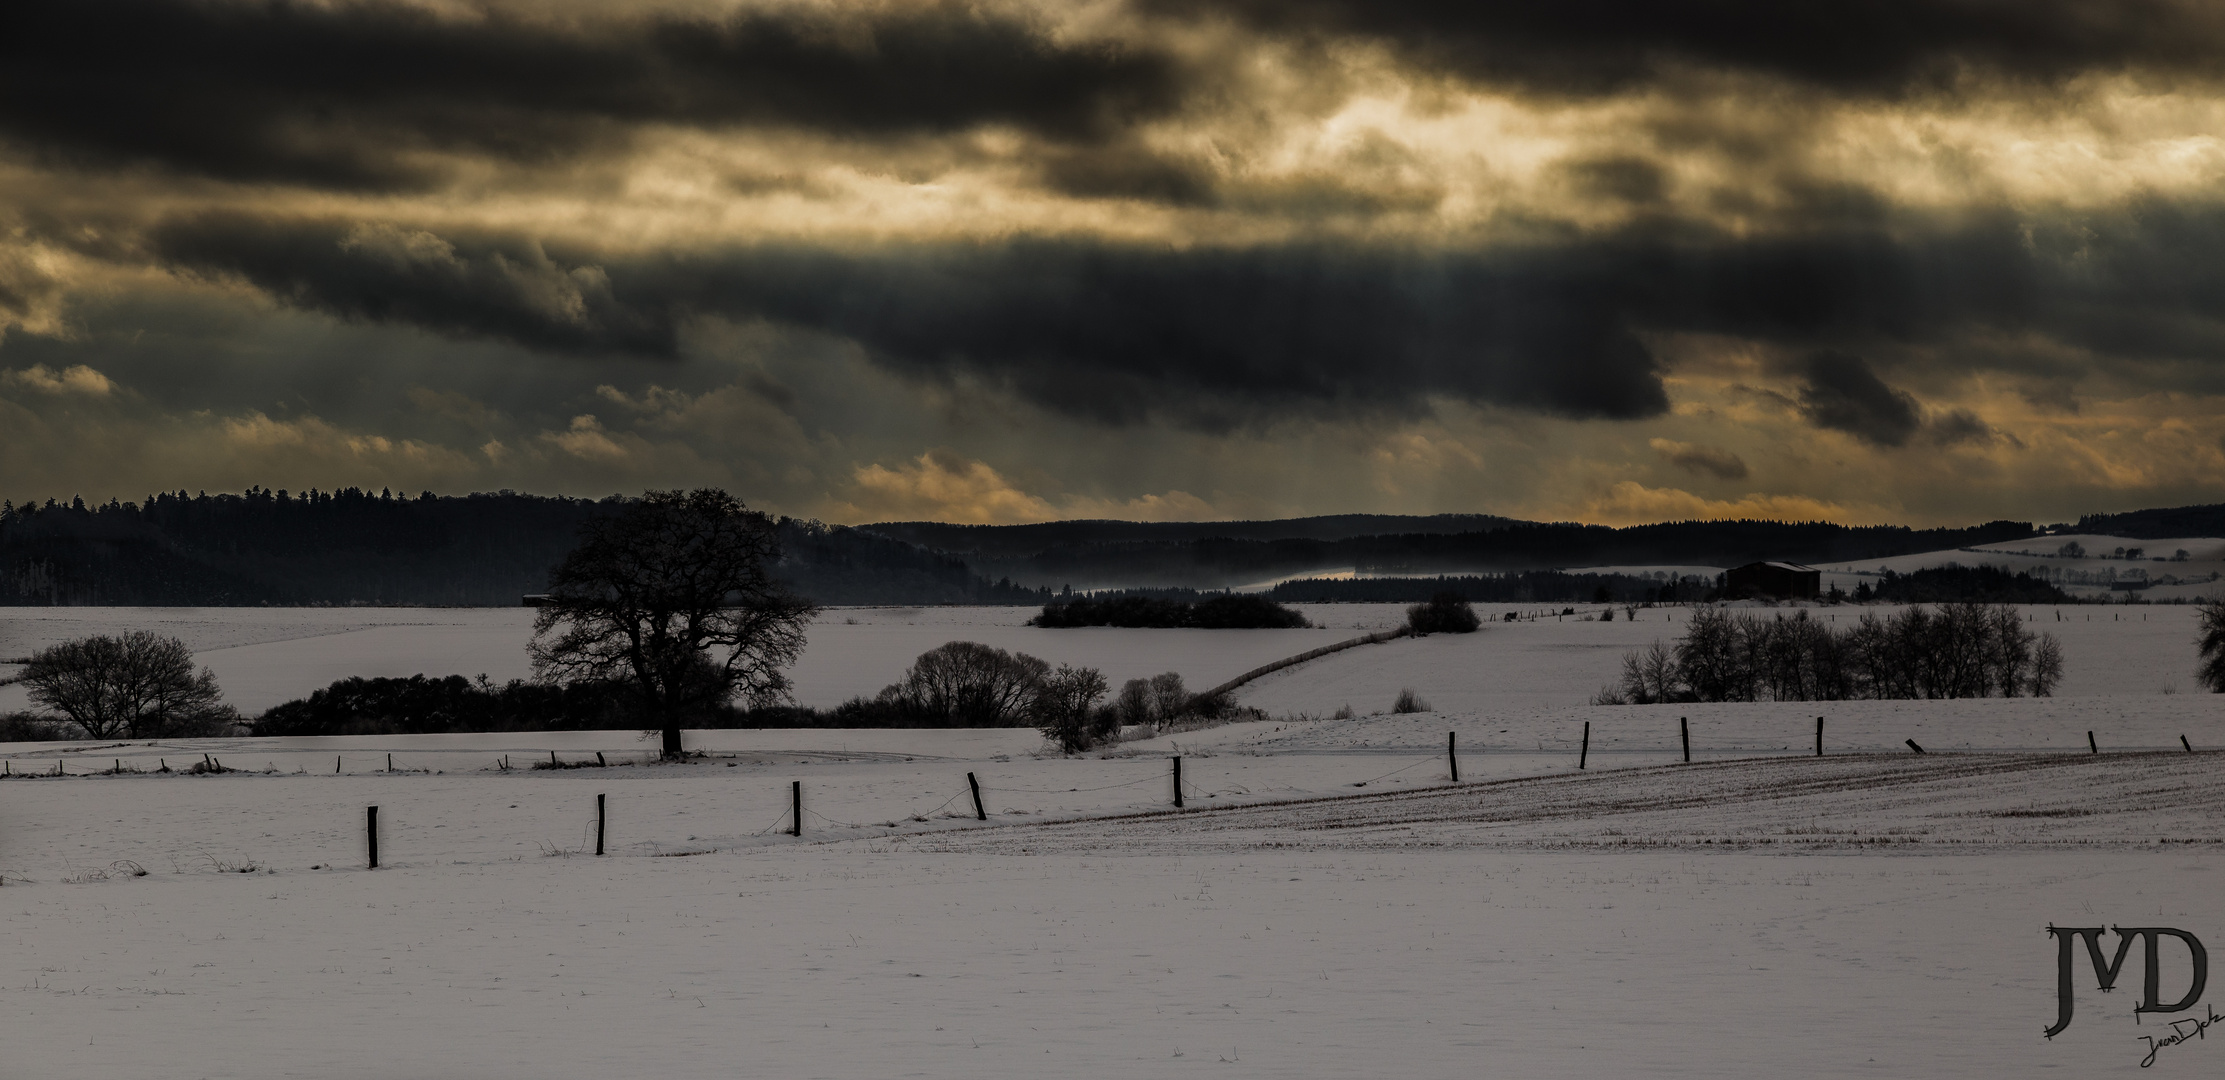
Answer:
(2139, 1005, 2224, 1068)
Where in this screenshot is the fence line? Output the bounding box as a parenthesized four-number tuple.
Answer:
(3, 721, 2207, 868)
(1202, 625, 1414, 699)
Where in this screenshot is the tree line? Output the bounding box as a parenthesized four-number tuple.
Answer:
(1601, 604, 2065, 704)
(1029, 593, 1310, 628)
(885, 517, 2040, 592)
(0, 488, 1049, 607)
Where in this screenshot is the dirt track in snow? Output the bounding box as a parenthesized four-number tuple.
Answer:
(908, 750, 2225, 853)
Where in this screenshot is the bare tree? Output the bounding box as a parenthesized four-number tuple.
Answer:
(1675, 607, 1749, 702)
(1619, 639, 1679, 704)
(1112, 677, 1155, 729)
(1033, 664, 1110, 752)
(2199, 601, 2225, 693)
(882, 642, 1050, 726)
(530, 489, 816, 758)
(2030, 633, 2065, 697)
(22, 631, 229, 738)
(1989, 605, 2033, 697)
(1147, 672, 1189, 722)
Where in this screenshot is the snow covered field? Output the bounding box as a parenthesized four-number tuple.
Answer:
(6, 730, 2223, 1077)
(1, 599, 2206, 717)
(0, 604, 1409, 714)
(6, 601, 2225, 1076)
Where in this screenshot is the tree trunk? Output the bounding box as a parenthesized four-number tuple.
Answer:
(661, 724, 683, 759)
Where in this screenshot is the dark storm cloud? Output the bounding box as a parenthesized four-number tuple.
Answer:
(0, 0, 1183, 189)
(1654, 441, 1749, 480)
(132, 203, 2225, 431)
(1159, 0, 2225, 96)
(143, 216, 1671, 423)
(1793, 351, 1922, 446)
(150, 215, 679, 354)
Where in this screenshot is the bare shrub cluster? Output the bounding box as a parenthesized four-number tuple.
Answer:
(1601, 604, 2063, 704)
(1404, 592, 1480, 634)
(843, 642, 1238, 752)
(19, 631, 237, 738)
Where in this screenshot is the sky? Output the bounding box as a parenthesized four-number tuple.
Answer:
(3, 0, 2224, 528)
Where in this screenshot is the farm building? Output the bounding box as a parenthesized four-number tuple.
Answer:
(1725, 561, 1821, 601)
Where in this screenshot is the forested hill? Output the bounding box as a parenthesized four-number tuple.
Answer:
(2074, 503, 2225, 539)
(0, 487, 2051, 604)
(0, 489, 1047, 607)
(864, 518, 2041, 591)
(866, 513, 1517, 558)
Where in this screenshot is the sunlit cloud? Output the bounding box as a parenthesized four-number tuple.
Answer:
(5, 0, 2225, 526)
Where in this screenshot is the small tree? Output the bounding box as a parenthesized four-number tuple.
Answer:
(21, 631, 230, 738)
(2196, 601, 2225, 692)
(1033, 664, 1110, 752)
(531, 489, 817, 758)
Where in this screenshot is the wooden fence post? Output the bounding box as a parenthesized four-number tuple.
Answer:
(1173, 757, 1184, 807)
(1815, 717, 1823, 757)
(596, 752, 605, 767)
(596, 793, 606, 856)
(967, 772, 986, 820)
(1447, 731, 1459, 782)
(2184, 735, 2195, 753)
(1906, 739, 1925, 754)
(2087, 730, 2098, 754)
(791, 781, 802, 837)
(1578, 722, 1590, 770)
(367, 806, 380, 868)
(336, 755, 341, 774)
(1680, 717, 1689, 763)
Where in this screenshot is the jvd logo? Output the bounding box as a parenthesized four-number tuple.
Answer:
(2046, 925, 2210, 1038)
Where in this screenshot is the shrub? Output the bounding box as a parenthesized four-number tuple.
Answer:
(0, 712, 77, 742)
(1589, 684, 1629, 706)
(1391, 688, 1432, 713)
(255, 675, 638, 736)
(1405, 592, 1481, 634)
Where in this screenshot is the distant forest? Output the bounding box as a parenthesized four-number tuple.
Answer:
(0, 489, 1048, 607)
(1265, 572, 1710, 605)
(886, 517, 2040, 592)
(10, 485, 2208, 607)
(2074, 503, 2225, 540)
